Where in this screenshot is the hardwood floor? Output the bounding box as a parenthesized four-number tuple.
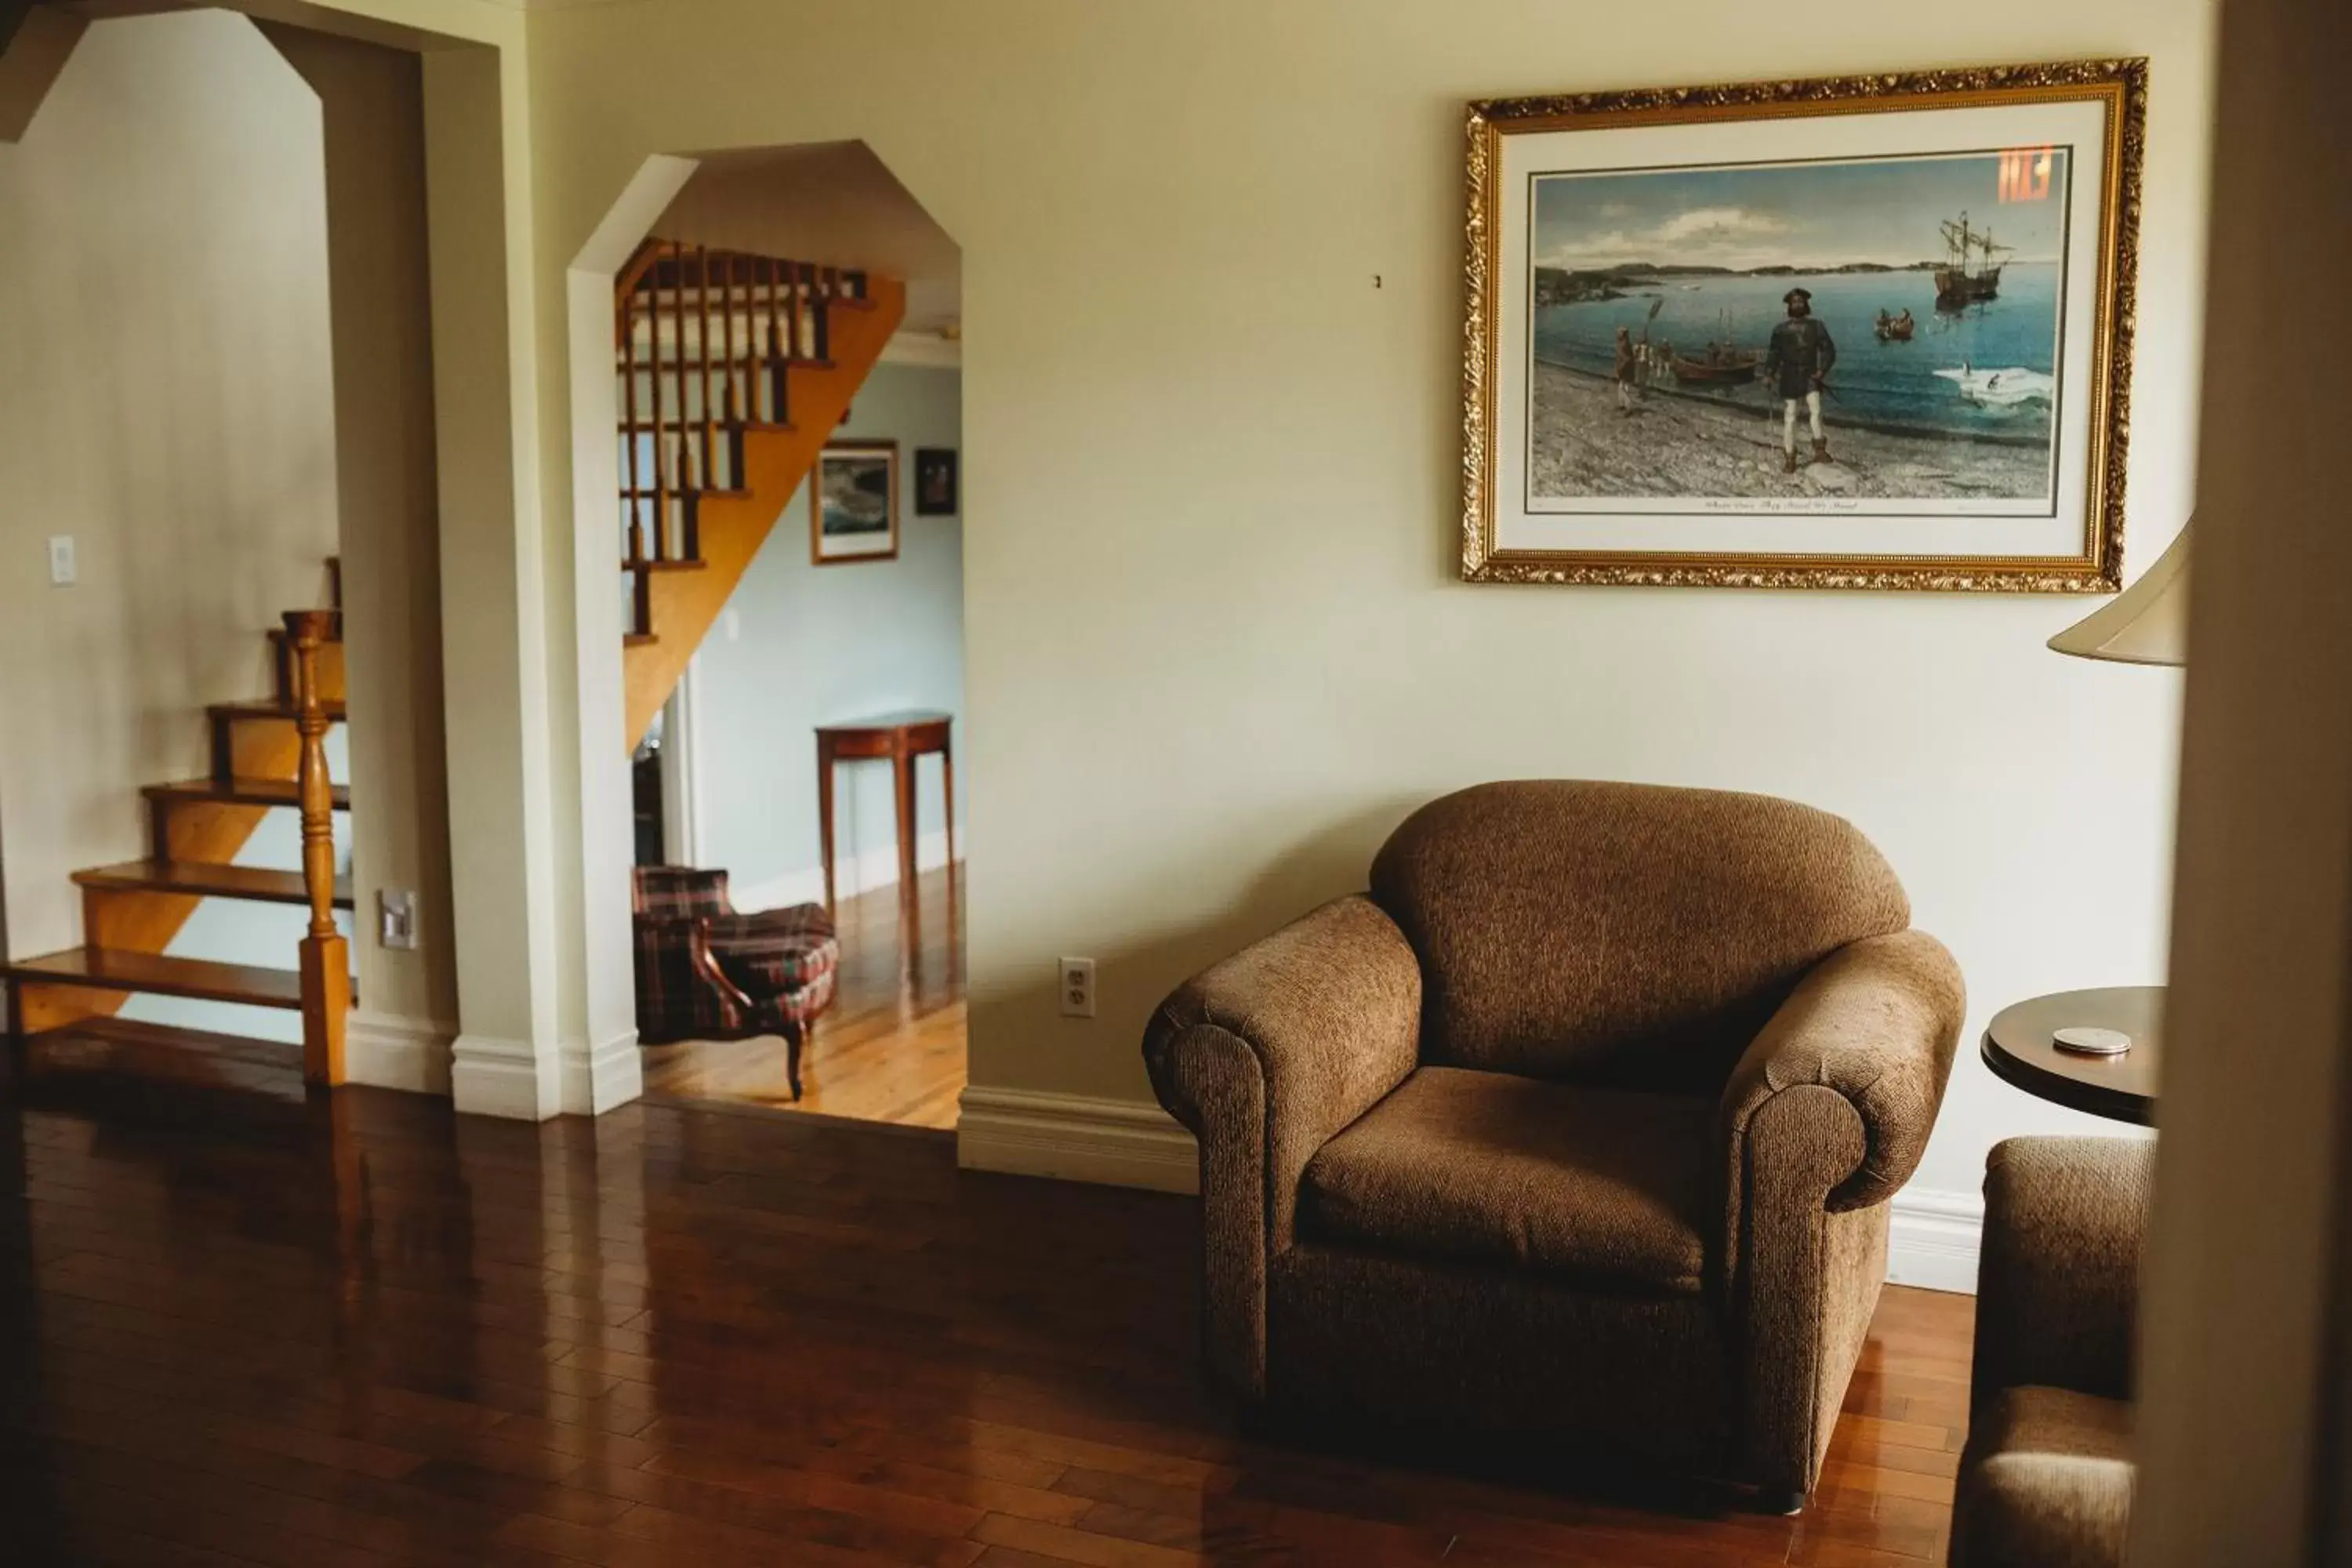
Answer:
(0, 1032, 1973, 1566)
(640, 864, 966, 1129)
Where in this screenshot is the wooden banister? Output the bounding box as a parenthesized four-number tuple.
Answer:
(282, 608, 349, 1087)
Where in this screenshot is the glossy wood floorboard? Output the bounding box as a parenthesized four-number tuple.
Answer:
(640, 865, 967, 1129)
(0, 1041, 1973, 1566)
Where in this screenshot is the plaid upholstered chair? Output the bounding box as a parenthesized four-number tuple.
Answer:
(630, 866, 838, 1098)
(1144, 781, 1965, 1512)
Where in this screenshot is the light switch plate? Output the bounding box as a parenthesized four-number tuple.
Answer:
(46, 535, 76, 586)
(379, 889, 419, 951)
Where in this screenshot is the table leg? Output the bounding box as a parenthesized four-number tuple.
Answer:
(817, 740, 837, 918)
(942, 737, 956, 891)
(893, 743, 919, 933)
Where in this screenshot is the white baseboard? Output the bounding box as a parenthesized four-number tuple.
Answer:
(344, 1011, 456, 1097)
(561, 1026, 643, 1116)
(956, 1087, 1198, 1195)
(953, 1088, 1987, 1294)
(451, 1033, 561, 1121)
(732, 828, 956, 914)
(1888, 1186, 1984, 1294)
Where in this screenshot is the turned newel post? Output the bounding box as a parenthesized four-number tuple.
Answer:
(283, 609, 350, 1087)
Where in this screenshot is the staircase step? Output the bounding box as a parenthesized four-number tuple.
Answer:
(624, 557, 707, 574)
(622, 486, 750, 500)
(209, 698, 347, 724)
(144, 777, 351, 812)
(2, 947, 304, 1010)
(73, 859, 353, 909)
(623, 633, 658, 648)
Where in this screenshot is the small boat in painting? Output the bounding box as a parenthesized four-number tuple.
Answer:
(1935, 211, 2010, 310)
(1875, 309, 1916, 342)
(1668, 349, 1759, 387)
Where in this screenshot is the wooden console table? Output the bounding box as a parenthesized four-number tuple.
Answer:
(815, 710, 956, 925)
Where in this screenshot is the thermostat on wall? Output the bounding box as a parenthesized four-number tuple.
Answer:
(2053, 1025, 2133, 1057)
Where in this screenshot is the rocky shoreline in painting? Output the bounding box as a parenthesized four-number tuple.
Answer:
(1530, 362, 2050, 503)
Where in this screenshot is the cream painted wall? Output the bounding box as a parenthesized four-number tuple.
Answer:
(525, 0, 2210, 1195)
(0, 12, 339, 967)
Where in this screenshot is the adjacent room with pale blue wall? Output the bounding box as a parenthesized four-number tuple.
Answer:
(690, 359, 964, 909)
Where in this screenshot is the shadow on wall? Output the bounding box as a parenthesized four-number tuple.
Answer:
(970, 795, 1428, 1093)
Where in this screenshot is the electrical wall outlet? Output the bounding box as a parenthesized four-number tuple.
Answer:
(46, 535, 76, 586)
(379, 889, 419, 951)
(1058, 956, 1096, 1018)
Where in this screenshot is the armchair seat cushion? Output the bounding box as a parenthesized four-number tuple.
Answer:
(704, 905, 839, 996)
(1297, 1066, 1716, 1294)
(1954, 1385, 2132, 1568)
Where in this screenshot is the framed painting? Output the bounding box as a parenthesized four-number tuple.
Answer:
(1461, 59, 2146, 590)
(913, 446, 959, 516)
(813, 440, 898, 564)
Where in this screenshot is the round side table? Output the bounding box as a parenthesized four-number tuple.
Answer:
(1981, 985, 2161, 1127)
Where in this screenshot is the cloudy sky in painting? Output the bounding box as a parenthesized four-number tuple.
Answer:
(1532, 149, 2069, 272)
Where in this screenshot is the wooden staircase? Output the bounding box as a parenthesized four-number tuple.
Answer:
(615, 241, 906, 747)
(2, 562, 354, 1085)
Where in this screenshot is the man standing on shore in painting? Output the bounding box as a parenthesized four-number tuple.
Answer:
(1613, 325, 1639, 414)
(1762, 287, 1836, 473)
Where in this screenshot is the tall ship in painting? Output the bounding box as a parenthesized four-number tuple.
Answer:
(1935, 210, 2012, 311)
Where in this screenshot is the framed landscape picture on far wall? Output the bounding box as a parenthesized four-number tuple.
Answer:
(1461, 58, 2147, 591)
(814, 441, 898, 564)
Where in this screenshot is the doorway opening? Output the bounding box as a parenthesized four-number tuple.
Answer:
(586, 143, 967, 1130)
(0, 5, 492, 1105)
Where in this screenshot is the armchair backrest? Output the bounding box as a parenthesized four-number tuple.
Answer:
(630, 865, 736, 922)
(1369, 781, 1909, 1094)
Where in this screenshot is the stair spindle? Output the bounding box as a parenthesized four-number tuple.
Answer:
(766, 256, 789, 425)
(724, 254, 746, 487)
(789, 260, 806, 363)
(697, 245, 717, 506)
(282, 609, 349, 1089)
(666, 241, 690, 560)
(622, 277, 648, 568)
(812, 263, 832, 362)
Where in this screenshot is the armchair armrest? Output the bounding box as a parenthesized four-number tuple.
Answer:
(1722, 929, 1968, 1223)
(1973, 1135, 2152, 1409)
(1142, 894, 1421, 1399)
(1719, 929, 1965, 1494)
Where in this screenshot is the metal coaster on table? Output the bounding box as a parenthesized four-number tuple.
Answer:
(2052, 1025, 2133, 1057)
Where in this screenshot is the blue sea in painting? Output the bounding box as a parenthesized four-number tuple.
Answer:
(1530, 262, 2063, 445)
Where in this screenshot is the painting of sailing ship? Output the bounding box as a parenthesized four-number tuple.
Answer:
(1523, 147, 2071, 511)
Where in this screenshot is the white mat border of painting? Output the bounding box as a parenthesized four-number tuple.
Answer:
(1490, 95, 2111, 558)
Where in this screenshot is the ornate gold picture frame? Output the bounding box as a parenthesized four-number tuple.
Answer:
(1461, 59, 2146, 590)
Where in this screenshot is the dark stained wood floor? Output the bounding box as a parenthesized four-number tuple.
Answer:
(0, 1033, 1973, 1566)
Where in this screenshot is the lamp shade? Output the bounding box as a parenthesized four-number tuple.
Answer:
(2049, 527, 2190, 666)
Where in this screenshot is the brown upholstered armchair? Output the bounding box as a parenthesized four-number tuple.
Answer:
(1143, 781, 1965, 1511)
(1950, 1136, 2150, 1566)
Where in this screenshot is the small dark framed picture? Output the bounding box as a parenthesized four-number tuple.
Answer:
(913, 447, 959, 517)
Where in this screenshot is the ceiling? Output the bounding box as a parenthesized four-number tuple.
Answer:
(652, 140, 961, 336)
